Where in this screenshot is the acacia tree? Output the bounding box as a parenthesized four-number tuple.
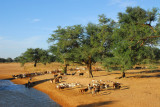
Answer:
(75, 17, 115, 78)
(48, 15, 115, 77)
(103, 6, 160, 78)
(20, 48, 50, 67)
(48, 25, 84, 74)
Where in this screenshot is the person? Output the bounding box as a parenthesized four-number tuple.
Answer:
(28, 80, 31, 88)
(29, 76, 32, 81)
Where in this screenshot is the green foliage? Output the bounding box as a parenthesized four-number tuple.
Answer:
(48, 16, 115, 77)
(148, 65, 158, 69)
(0, 57, 13, 63)
(19, 48, 52, 67)
(48, 7, 160, 76)
(103, 6, 160, 72)
(48, 25, 84, 64)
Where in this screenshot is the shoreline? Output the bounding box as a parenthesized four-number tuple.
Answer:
(0, 75, 72, 107)
(1, 63, 160, 107)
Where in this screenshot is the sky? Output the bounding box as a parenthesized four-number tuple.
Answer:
(0, 0, 160, 59)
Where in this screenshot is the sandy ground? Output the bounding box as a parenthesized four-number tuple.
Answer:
(0, 63, 160, 107)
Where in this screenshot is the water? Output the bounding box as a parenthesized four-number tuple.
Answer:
(0, 80, 60, 107)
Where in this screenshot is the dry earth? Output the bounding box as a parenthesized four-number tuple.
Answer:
(0, 63, 160, 107)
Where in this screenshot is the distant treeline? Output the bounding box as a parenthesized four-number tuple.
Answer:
(0, 57, 14, 63)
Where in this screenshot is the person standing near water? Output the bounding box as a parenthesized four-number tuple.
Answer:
(29, 76, 32, 81)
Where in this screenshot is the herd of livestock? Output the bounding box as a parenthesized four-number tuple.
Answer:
(12, 67, 122, 95)
(55, 78, 121, 95)
(12, 70, 62, 79)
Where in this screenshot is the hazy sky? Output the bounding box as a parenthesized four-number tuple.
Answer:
(0, 0, 160, 58)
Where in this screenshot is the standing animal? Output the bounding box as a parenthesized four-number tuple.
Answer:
(56, 85, 65, 90)
(54, 74, 58, 78)
(72, 72, 76, 75)
(79, 73, 84, 76)
(88, 84, 93, 92)
(54, 78, 59, 84)
(57, 76, 62, 79)
(105, 84, 109, 89)
(50, 79, 54, 83)
(79, 87, 88, 94)
(95, 85, 100, 93)
(113, 82, 121, 89)
(92, 87, 96, 95)
(92, 85, 100, 95)
(99, 83, 105, 90)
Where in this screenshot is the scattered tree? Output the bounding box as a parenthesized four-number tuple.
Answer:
(19, 48, 51, 67)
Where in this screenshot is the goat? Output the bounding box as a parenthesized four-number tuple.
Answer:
(88, 84, 93, 92)
(99, 83, 105, 90)
(50, 79, 54, 83)
(56, 85, 65, 90)
(95, 85, 100, 93)
(92, 87, 96, 95)
(92, 86, 100, 95)
(113, 82, 121, 89)
(79, 73, 84, 76)
(54, 74, 58, 78)
(79, 87, 88, 94)
(54, 78, 59, 84)
(12, 75, 18, 79)
(72, 72, 76, 75)
(57, 75, 62, 79)
(105, 84, 109, 89)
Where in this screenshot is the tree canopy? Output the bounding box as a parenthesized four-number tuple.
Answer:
(48, 15, 116, 77)
(103, 6, 160, 76)
(18, 48, 54, 67)
(48, 6, 160, 78)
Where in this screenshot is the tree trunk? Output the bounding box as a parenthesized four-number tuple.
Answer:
(106, 66, 110, 72)
(121, 71, 126, 78)
(87, 56, 93, 78)
(34, 60, 37, 67)
(63, 59, 68, 74)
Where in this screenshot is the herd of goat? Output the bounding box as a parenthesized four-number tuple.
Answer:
(12, 68, 122, 95)
(55, 78, 121, 95)
(12, 70, 62, 79)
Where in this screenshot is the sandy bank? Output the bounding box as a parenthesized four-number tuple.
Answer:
(1, 63, 160, 107)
